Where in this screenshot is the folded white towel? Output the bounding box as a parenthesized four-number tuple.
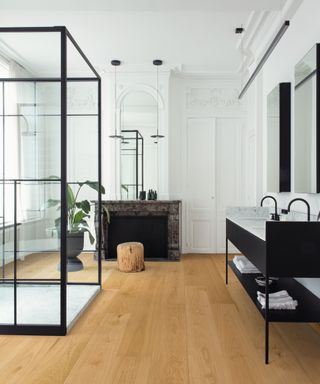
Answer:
(257, 290, 290, 299)
(233, 256, 260, 274)
(233, 260, 259, 274)
(269, 302, 298, 310)
(258, 297, 298, 310)
(234, 255, 255, 267)
(257, 289, 298, 310)
(258, 296, 294, 305)
(238, 259, 251, 269)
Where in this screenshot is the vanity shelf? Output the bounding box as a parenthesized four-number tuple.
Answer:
(229, 261, 320, 323)
(226, 217, 320, 364)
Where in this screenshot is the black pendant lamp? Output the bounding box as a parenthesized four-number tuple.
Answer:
(151, 59, 165, 142)
(109, 59, 123, 139)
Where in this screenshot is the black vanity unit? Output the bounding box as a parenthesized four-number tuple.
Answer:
(95, 200, 181, 261)
(226, 218, 320, 364)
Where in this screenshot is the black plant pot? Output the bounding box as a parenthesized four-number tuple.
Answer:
(57, 231, 84, 272)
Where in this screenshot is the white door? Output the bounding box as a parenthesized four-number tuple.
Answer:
(185, 118, 216, 253)
(216, 118, 243, 253)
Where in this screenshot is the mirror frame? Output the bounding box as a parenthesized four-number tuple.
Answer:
(279, 83, 291, 192)
(120, 129, 144, 200)
(267, 82, 291, 192)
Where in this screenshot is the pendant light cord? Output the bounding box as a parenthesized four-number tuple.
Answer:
(114, 64, 117, 136)
(151, 59, 163, 141)
(156, 64, 159, 137)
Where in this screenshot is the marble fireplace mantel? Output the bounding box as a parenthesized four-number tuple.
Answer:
(94, 200, 181, 261)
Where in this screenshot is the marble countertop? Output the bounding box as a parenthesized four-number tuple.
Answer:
(226, 207, 270, 241)
(227, 215, 267, 241)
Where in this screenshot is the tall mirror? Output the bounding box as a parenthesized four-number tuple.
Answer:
(266, 83, 291, 192)
(119, 90, 158, 199)
(294, 44, 319, 193)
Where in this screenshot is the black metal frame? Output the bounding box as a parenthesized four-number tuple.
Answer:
(279, 83, 291, 192)
(238, 21, 290, 100)
(267, 83, 291, 192)
(120, 129, 144, 199)
(226, 218, 320, 364)
(0, 26, 102, 335)
(295, 43, 320, 193)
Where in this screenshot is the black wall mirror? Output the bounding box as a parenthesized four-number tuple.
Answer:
(266, 83, 291, 192)
(294, 44, 320, 193)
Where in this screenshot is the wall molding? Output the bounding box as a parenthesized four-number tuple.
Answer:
(186, 87, 242, 109)
(116, 83, 164, 109)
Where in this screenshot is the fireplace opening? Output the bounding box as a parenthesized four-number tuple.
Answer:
(107, 215, 168, 260)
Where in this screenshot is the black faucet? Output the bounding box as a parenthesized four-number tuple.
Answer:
(260, 195, 279, 221)
(287, 198, 310, 221)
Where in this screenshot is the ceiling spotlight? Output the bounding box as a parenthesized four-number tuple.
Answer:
(235, 27, 244, 34)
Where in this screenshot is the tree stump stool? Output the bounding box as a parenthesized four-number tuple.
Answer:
(117, 242, 145, 272)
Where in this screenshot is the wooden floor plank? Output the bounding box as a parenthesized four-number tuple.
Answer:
(0, 254, 319, 384)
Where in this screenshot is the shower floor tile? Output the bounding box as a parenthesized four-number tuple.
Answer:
(0, 284, 100, 329)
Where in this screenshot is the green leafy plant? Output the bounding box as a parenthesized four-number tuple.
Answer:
(47, 180, 106, 245)
(121, 184, 129, 199)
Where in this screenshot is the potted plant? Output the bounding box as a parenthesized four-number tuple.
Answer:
(47, 180, 107, 272)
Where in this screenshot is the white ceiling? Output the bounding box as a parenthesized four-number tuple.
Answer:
(1, 0, 287, 12)
(0, 1, 288, 74)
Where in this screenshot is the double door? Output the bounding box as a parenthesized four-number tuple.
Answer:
(185, 117, 242, 253)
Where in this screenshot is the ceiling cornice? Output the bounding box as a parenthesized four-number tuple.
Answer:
(172, 69, 241, 81)
(236, 0, 303, 75)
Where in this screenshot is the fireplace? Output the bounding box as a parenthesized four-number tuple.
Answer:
(108, 216, 168, 259)
(94, 200, 181, 261)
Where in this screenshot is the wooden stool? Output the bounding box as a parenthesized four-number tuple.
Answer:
(117, 242, 145, 272)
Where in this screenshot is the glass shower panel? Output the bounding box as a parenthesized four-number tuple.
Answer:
(0, 27, 101, 335)
(66, 38, 97, 78)
(0, 284, 14, 325)
(0, 182, 15, 325)
(16, 181, 60, 281)
(0, 181, 15, 280)
(66, 79, 99, 284)
(0, 32, 61, 78)
(4, 82, 61, 181)
(16, 180, 61, 325)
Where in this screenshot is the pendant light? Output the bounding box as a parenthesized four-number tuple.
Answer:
(151, 59, 164, 143)
(109, 59, 123, 139)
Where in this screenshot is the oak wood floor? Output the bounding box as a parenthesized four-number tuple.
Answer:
(1, 253, 320, 383)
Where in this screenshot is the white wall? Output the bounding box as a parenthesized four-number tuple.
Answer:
(259, 0, 320, 212)
(169, 73, 246, 253)
(244, 0, 320, 296)
(102, 69, 170, 200)
(101, 70, 247, 254)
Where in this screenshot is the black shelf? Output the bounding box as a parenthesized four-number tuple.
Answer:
(229, 261, 320, 322)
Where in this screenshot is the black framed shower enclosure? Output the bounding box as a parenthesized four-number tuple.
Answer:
(120, 129, 144, 199)
(0, 26, 102, 335)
